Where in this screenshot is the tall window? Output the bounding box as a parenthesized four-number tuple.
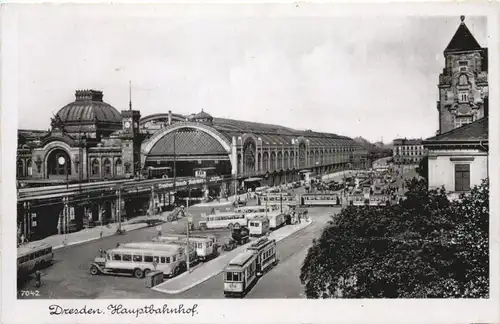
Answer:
(115, 159, 122, 176)
(91, 159, 100, 176)
(103, 158, 111, 177)
(459, 92, 469, 103)
(455, 164, 470, 192)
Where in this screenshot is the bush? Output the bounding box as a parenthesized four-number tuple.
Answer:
(300, 179, 489, 298)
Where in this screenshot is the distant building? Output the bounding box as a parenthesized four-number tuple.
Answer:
(392, 138, 427, 164)
(424, 16, 488, 198)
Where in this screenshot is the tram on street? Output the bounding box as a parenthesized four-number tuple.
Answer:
(261, 194, 298, 208)
(247, 216, 270, 237)
(223, 250, 258, 297)
(153, 235, 217, 261)
(300, 193, 340, 207)
(17, 242, 53, 277)
(89, 245, 189, 279)
(247, 237, 278, 276)
(198, 212, 248, 230)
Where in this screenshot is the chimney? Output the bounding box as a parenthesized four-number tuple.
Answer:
(168, 110, 172, 125)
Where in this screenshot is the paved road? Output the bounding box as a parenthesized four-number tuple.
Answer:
(19, 186, 320, 299)
(164, 207, 336, 299)
(17, 203, 233, 299)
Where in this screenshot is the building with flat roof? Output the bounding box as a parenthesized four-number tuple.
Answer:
(392, 138, 427, 165)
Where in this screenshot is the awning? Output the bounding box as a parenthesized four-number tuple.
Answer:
(244, 177, 262, 182)
(298, 169, 312, 173)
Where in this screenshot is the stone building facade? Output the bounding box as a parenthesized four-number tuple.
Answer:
(437, 16, 488, 135)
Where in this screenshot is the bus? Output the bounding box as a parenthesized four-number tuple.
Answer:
(300, 193, 340, 207)
(235, 205, 280, 219)
(194, 167, 217, 179)
(247, 216, 270, 237)
(120, 242, 198, 265)
(89, 245, 188, 279)
(153, 235, 217, 261)
(223, 250, 258, 297)
(17, 242, 53, 277)
(247, 237, 278, 276)
(267, 213, 286, 230)
(198, 212, 247, 230)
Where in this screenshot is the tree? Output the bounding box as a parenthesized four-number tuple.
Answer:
(416, 156, 428, 181)
(300, 179, 489, 298)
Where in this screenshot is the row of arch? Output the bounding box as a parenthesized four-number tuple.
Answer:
(89, 157, 125, 178)
(237, 148, 353, 174)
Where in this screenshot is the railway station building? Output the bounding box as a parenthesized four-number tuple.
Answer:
(17, 89, 369, 192)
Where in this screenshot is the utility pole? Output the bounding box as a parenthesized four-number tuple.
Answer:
(186, 188, 191, 272)
(117, 184, 122, 232)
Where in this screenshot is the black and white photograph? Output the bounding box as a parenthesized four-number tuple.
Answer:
(1, 2, 499, 324)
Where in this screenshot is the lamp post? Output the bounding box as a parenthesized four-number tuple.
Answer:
(173, 131, 177, 204)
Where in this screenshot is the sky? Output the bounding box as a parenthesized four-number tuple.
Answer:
(13, 5, 487, 143)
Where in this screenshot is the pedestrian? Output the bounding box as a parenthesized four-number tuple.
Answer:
(99, 248, 104, 257)
(20, 233, 25, 245)
(35, 270, 41, 288)
(100, 230, 103, 239)
(116, 243, 120, 248)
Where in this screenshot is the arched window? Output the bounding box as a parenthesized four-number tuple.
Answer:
(257, 153, 262, 171)
(47, 149, 71, 176)
(115, 159, 122, 176)
(284, 152, 289, 169)
(263, 152, 269, 171)
(17, 160, 24, 177)
(91, 159, 100, 176)
(290, 151, 295, 168)
(27, 159, 32, 176)
(103, 158, 111, 177)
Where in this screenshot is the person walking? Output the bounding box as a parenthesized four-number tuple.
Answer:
(35, 270, 41, 288)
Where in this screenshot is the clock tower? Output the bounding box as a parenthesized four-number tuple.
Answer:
(120, 109, 141, 177)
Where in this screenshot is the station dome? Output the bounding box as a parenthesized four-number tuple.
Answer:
(55, 90, 121, 124)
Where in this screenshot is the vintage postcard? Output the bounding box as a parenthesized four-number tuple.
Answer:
(1, 1, 499, 324)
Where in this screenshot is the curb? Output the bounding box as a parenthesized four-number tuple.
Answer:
(152, 220, 314, 294)
(52, 224, 149, 251)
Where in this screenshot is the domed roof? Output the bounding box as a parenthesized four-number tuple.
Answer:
(56, 90, 121, 124)
(193, 109, 213, 120)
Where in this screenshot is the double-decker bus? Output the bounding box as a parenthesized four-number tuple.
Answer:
(89, 245, 189, 279)
(198, 212, 247, 230)
(17, 242, 53, 277)
(300, 193, 340, 207)
(223, 250, 258, 297)
(153, 235, 217, 261)
(247, 237, 278, 276)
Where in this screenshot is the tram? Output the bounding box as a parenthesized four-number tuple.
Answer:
(300, 193, 340, 207)
(223, 250, 258, 297)
(247, 237, 278, 276)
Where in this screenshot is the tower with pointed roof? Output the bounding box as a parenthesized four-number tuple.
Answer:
(437, 16, 488, 134)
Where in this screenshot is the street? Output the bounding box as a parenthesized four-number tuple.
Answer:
(19, 185, 337, 299)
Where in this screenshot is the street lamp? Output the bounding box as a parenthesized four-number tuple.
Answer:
(58, 156, 69, 189)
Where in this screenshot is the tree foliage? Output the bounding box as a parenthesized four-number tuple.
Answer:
(415, 156, 428, 181)
(300, 178, 489, 298)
